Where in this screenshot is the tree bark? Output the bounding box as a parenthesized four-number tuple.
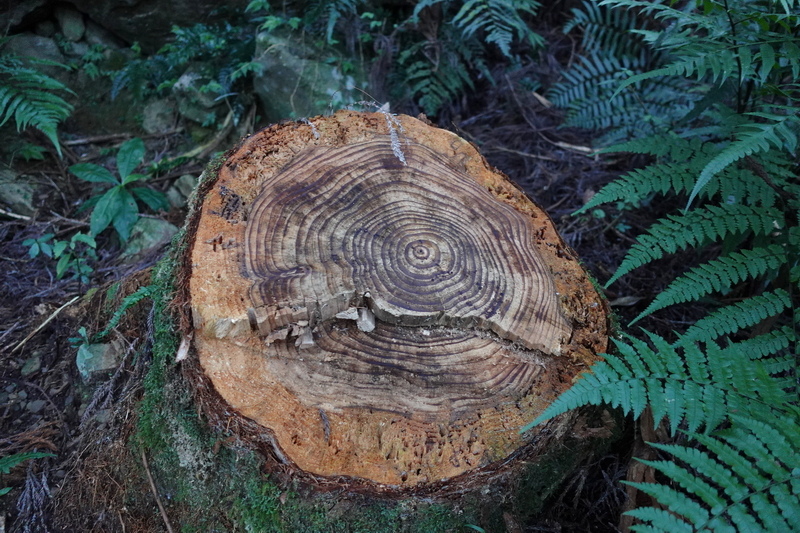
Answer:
(183, 110, 609, 490)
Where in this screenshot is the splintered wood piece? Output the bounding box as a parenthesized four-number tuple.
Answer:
(188, 111, 609, 487)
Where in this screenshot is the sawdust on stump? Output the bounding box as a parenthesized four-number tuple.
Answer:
(186, 110, 609, 488)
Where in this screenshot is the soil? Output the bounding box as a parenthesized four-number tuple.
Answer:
(0, 32, 699, 533)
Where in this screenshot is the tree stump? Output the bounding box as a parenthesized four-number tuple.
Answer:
(185, 110, 609, 489)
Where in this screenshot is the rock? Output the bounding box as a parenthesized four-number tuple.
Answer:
(68, 0, 250, 53)
(2, 33, 66, 76)
(27, 399, 47, 413)
(252, 31, 362, 122)
(76, 340, 125, 381)
(172, 69, 224, 125)
(166, 174, 198, 208)
(35, 20, 57, 38)
(20, 354, 42, 377)
(142, 98, 177, 134)
(0, 168, 38, 216)
(55, 5, 86, 42)
(64, 41, 91, 59)
(0, 0, 48, 33)
(83, 19, 125, 49)
(119, 218, 179, 263)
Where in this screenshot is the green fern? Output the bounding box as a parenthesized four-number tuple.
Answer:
(96, 284, 155, 340)
(305, 0, 365, 44)
(452, 0, 543, 56)
(632, 248, 788, 323)
(0, 51, 74, 157)
(606, 204, 784, 286)
(563, 0, 644, 57)
(530, 1, 800, 529)
(578, 137, 781, 213)
(396, 18, 494, 116)
(523, 331, 795, 436)
(679, 290, 793, 345)
(549, 1, 691, 143)
(689, 111, 800, 207)
(625, 410, 800, 533)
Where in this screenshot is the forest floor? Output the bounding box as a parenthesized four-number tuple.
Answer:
(0, 40, 696, 532)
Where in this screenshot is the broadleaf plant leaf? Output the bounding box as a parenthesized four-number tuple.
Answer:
(131, 187, 170, 211)
(116, 137, 145, 181)
(111, 187, 139, 241)
(90, 186, 124, 237)
(69, 163, 117, 184)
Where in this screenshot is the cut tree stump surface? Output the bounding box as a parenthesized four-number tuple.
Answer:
(188, 110, 609, 487)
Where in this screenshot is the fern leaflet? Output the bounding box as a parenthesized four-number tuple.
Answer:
(96, 285, 155, 340)
(453, 0, 543, 57)
(607, 204, 783, 286)
(0, 53, 74, 156)
(625, 410, 800, 533)
(522, 332, 790, 436)
(689, 111, 800, 207)
(678, 290, 793, 344)
(632, 247, 788, 323)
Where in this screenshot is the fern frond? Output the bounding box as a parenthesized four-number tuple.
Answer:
(678, 290, 793, 344)
(305, 0, 363, 43)
(632, 248, 788, 323)
(550, 50, 694, 142)
(730, 326, 795, 362)
(689, 111, 800, 207)
(564, 0, 645, 58)
(613, 45, 739, 97)
(0, 54, 74, 156)
(626, 410, 800, 533)
(96, 285, 155, 340)
(522, 332, 789, 436)
(580, 133, 785, 214)
(453, 0, 543, 57)
(607, 204, 783, 286)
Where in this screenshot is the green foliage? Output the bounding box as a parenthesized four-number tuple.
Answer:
(628, 410, 800, 532)
(525, 331, 800, 530)
(69, 138, 169, 241)
(111, 22, 257, 114)
(524, 331, 795, 436)
(0, 451, 56, 497)
(396, 24, 489, 116)
(24, 232, 97, 284)
(96, 284, 155, 340)
(108, 0, 547, 119)
(549, 1, 689, 144)
(395, 0, 543, 114)
(532, 0, 800, 529)
(0, 46, 74, 157)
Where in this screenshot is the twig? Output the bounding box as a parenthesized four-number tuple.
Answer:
(486, 145, 557, 161)
(168, 109, 235, 163)
(62, 130, 184, 147)
(63, 133, 133, 146)
(0, 207, 32, 221)
(11, 295, 79, 354)
(141, 448, 175, 533)
(48, 212, 91, 230)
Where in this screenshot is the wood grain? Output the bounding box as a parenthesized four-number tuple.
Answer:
(189, 111, 609, 486)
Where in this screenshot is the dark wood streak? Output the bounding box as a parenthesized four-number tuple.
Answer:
(243, 138, 572, 355)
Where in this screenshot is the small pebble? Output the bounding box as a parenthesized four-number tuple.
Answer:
(21, 354, 42, 376)
(27, 399, 47, 413)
